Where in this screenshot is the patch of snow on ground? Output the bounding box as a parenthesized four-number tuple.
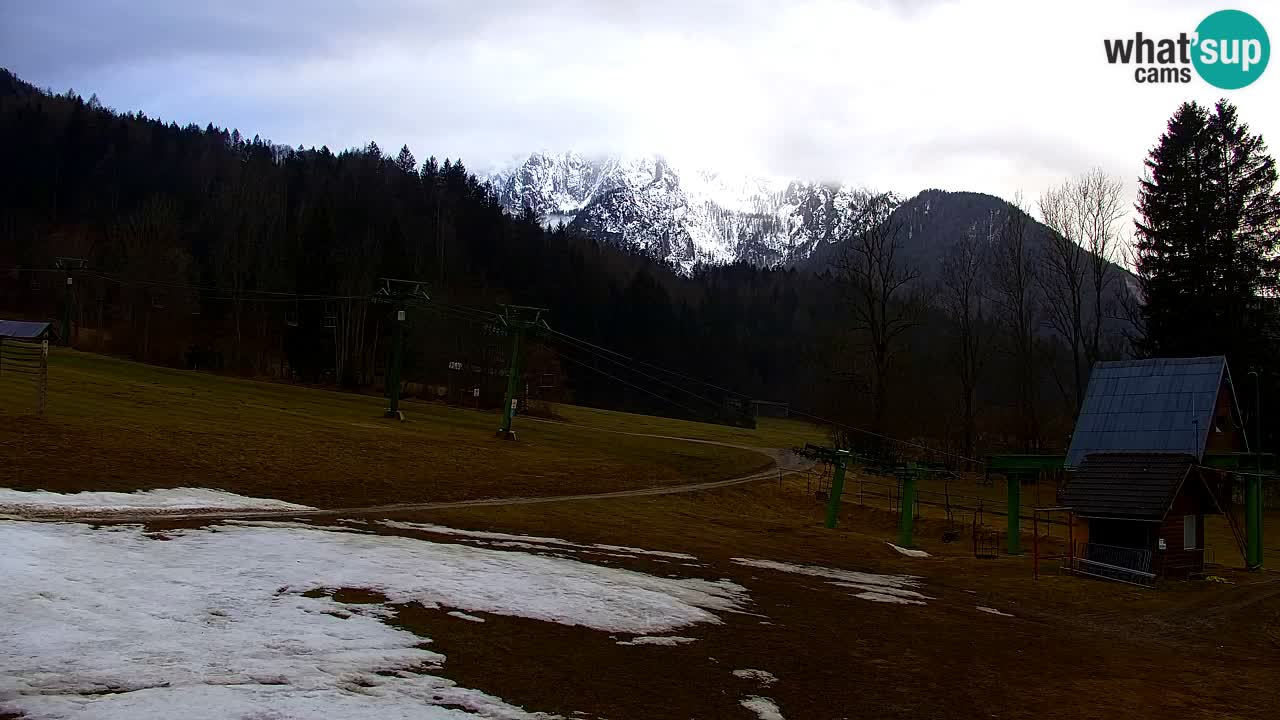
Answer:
(0, 487, 312, 517)
(383, 521, 581, 548)
(740, 695, 785, 720)
(732, 669, 777, 685)
(733, 557, 931, 605)
(828, 582, 929, 604)
(887, 542, 930, 558)
(977, 606, 1014, 617)
(615, 636, 696, 646)
(225, 519, 372, 532)
(384, 521, 696, 560)
(846, 590, 926, 605)
(448, 611, 487, 623)
(0, 521, 746, 719)
(592, 544, 696, 560)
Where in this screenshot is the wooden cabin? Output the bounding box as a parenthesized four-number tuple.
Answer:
(1060, 356, 1246, 580)
(1061, 454, 1218, 578)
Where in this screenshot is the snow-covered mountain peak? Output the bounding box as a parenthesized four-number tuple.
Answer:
(486, 151, 857, 271)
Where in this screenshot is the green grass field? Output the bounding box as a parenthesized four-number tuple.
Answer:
(0, 349, 822, 508)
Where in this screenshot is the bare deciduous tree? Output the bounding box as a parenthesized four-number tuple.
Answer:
(1115, 240, 1147, 355)
(111, 195, 190, 362)
(1036, 168, 1125, 415)
(940, 218, 993, 463)
(988, 193, 1041, 450)
(333, 228, 381, 386)
(833, 190, 925, 434)
(1078, 169, 1126, 365)
(213, 165, 282, 371)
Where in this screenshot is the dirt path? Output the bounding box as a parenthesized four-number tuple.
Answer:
(8, 434, 813, 524)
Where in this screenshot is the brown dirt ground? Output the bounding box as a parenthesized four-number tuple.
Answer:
(6, 350, 1278, 719)
(124, 477, 1280, 720)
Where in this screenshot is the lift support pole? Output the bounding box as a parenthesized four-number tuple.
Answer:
(899, 468, 918, 548)
(798, 445, 851, 529)
(372, 278, 429, 421)
(825, 450, 850, 529)
(496, 305, 548, 440)
(499, 327, 524, 437)
(1247, 371, 1264, 570)
(1246, 474, 1263, 569)
(386, 308, 405, 418)
(1007, 475, 1022, 555)
(54, 257, 86, 347)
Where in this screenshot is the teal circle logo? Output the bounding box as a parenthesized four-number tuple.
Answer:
(1193, 10, 1270, 89)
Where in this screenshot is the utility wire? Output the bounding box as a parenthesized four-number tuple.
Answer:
(545, 325, 970, 464)
(415, 302, 502, 328)
(787, 408, 985, 466)
(542, 326, 748, 399)
(542, 332, 724, 411)
(1194, 464, 1279, 480)
(545, 343, 706, 420)
(80, 271, 367, 299)
(13, 265, 983, 464)
(543, 325, 971, 464)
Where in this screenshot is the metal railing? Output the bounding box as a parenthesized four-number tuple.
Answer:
(1063, 542, 1156, 587)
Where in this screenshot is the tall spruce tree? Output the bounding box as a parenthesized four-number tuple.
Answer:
(1135, 100, 1280, 374)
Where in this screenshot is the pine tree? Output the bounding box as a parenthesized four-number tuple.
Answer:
(1135, 100, 1280, 373)
(395, 145, 417, 176)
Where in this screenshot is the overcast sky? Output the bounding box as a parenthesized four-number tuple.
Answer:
(4, 0, 1277, 217)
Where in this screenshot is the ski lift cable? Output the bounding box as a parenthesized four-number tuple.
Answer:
(545, 344, 706, 419)
(543, 332, 723, 410)
(787, 408, 984, 466)
(542, 325, 748, 399)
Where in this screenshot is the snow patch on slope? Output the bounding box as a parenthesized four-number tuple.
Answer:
(615, 636, 696, 647)
(0, 521, 746, 718)
(732, 557, 930, 605)
(732, 669, 778, 685)
(0, 487, 312, 517)
(740, 695, 785, 720)
(382, 520, 696, 560)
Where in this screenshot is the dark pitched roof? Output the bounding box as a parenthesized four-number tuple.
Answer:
(1060, 453, 1194, 520)
(1065, 356, 1228, 468)
(0, 320, 50, 340)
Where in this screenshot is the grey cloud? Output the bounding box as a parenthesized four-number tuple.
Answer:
(3, 0, 1273, 213)
(2, 0, 775, 76)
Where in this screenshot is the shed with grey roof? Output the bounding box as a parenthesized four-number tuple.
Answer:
(1065, 356, 1247, 468)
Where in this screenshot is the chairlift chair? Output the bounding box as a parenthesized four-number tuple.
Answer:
(972, 501, 1000, 559)
(942, 479, 961, 543)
